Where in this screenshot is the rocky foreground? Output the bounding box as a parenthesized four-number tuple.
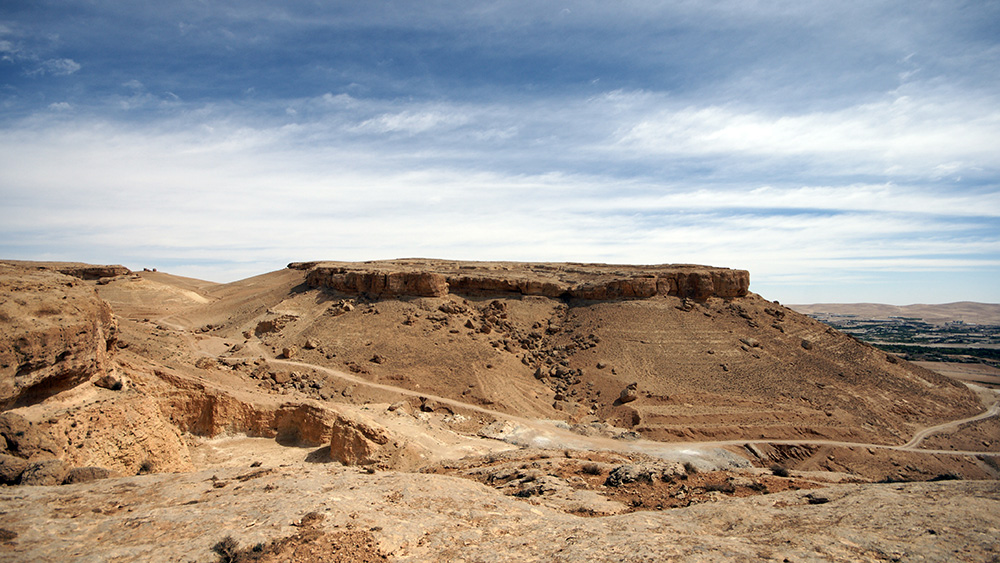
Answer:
(3, 461, 999, 562)
(0, 259, 998, 562)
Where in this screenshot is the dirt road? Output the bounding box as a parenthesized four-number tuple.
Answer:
(267, 354, 1000, 465)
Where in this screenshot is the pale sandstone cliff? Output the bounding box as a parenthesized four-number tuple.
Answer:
(291, 259, 750, 300)
(0, 264, 119, 409)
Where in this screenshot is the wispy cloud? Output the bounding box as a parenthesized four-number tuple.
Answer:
(0, 0, 997, 304)
(613, 92, 1000, 179)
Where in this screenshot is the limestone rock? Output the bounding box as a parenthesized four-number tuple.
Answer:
(93, 372, 125, 390)
(63, 466, 114, 485)
(0, 412, 60, 460)
(301, 260, 749, 301)
(0, 264, 118, 408)
(619, 382, 639, 404)
(20, 458, 69, 486)
(55, 265, 131, 280)
(327, 408, 426, 469)
(420, 397, 438, 412)
(0, 453, 29, 484)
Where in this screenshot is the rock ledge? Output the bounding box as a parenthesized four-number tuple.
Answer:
(290, 259, 749, 301)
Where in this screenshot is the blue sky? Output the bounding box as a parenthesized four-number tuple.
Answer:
(2, 1, 998, 304)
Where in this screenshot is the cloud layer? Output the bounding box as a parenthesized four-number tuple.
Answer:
(1, 1, 998, 303)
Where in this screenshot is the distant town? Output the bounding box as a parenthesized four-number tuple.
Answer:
(806, 313, 1000, 368)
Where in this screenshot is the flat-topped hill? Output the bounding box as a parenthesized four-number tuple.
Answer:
(290, 259, 749, 300)
(136, 258, 977, 447)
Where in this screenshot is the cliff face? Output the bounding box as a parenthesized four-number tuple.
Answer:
(292, 260, 750, 301)
(0, 260, 131, 281)
(0, 264, 118, 408)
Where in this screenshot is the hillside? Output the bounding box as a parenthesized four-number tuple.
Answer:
(1, 259, 997, 562)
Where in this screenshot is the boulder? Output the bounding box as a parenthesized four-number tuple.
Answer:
(19, 459, 68, 486)
(63, 466, 114, 485)
(0, 413, 60, 460)
(329, 412, 391, 466)
(0, 453, 29, 485)
(93, 372, 125, 390)
(619, 382, 639, 404)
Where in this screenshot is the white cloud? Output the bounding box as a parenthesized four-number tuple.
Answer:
(39, 58, 81, 75)
(354, 110, 470, 135)
(320, 92, 357, 107)
(612, 92, 1000, 178)
(573, 183, 1000, 218)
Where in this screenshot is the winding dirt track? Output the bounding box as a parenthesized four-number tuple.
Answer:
(267, 354, 1000, 460)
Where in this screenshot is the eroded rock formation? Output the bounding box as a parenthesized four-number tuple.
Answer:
(0, 264, 119, 408)
(292, 259, 750, 300)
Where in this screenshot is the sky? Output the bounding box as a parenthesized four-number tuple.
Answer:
(1, 1, 999, 304)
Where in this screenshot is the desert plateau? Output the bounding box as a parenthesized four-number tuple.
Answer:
(0, 258, 998, 562)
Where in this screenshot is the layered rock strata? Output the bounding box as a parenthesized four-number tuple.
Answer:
(292, 260, 750, 300)
(0, 264, 118, 408)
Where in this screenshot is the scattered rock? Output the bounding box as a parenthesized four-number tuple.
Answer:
(20, 459, 69, 486)
(0, 453, 29, 484)
(801, 339, 813, 350)
(604, 465, 663, 487)
(63, 466, 114, 485)
(387, 401, 410, 413)
(280, 346, 297, 359)
(439, 302, 469, 315)
(420, 397, 438, 412)
(805, 492, 830, 505)
(93, 373, 125, 390)
(619, 382, 638, 404)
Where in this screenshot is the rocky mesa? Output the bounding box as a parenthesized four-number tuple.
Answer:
(292, 259, 750, 300)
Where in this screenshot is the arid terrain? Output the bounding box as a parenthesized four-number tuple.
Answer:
(1, 259, 998, 562)
(791, 302, 1000, 388)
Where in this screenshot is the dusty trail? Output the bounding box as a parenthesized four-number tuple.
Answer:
(165, 325, 999, 462)
(266, 354, 1000, 463)
(900, 402, 1000, 449)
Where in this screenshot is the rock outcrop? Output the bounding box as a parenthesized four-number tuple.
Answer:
(55, 265, 131, 280)
(0, 264, 118, 408)
(0, 260, 131, 281)
(292, 259, 750, 301)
